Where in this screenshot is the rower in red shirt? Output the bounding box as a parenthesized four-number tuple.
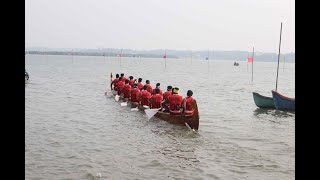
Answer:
(152, 83, 163, 95)
(129, 76, 135, 86)
(162, 85, 172, 112)
(168, 87, 183, 115)
(116, 77, 125, 95)
(151, 88, 163, 109)
(182, 90, 195, 116)
(130, 84, 140, 105)
(137, 78, 143, 90)
(140, 85, 151, 107)
(110, 74, 119, 90)
(145, 80, 153, 93)
(122, 79, 131, 100)
(120, 73, 126, 82)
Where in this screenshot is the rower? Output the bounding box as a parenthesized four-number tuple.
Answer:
(123, 79, 131, 100)
(150, 88, 163, 109)
(116, 77, 125, 95)
(129, 76, 135, 86)
(137, 78, 143, 90)
(120, 73, 126, 82)
(152, 83, 163, 95)
(182, 90, 195, 116)
(110, 74, 119, 90)
(162, 85, 172, 112)
(168, 87, 183, 115)
(130, 84, 140, 103)
(140, 85, 151, 107)
(145, 80, 153, 93)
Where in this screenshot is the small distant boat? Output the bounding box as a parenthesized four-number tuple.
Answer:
(234, 62, 239, 66)
(271, 90, 295, 111)
(252, 92, 275, 108)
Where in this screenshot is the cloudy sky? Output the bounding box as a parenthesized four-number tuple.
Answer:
(25, 0, 295, 53)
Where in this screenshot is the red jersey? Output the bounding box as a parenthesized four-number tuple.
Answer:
(129, 79, 135, 86)
(121, 76, 127, 82)
(130, 88, 140, 102)
(163, 91, 172, 105)
(116, 81, 124, 95)
(169, 94, 183, 112)
(152, 88, 163, 95)
(123, 84, 131, 98)
(140, 91, 151, 106)
(185, 96, 195, 111)
(146, 84, 152, 93)
(137, 82, 143, 90)
(151, 94, 163, 109)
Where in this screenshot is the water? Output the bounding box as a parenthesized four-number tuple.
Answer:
(25, 55, 295, 180)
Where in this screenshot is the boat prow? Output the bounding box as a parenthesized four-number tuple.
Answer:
(252, 92, 275, 109)
(271, 90, 295, 111)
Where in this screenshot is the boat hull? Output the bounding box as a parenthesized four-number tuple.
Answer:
(252, 92, 275, 108)
(271, 90, 295, 111)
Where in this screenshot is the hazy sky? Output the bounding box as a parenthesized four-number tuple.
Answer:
(25, 0, 295, 53)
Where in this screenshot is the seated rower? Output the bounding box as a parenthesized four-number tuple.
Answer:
(120, 73, 127, 82)
(168, 87, 183, 115)
(129, 76, 135, 86)
(140, 85, 151, 108)
(116, 77, 124, 96)
(145, 80, 153, 93)
(182, 90, 195, 116)
(110, 73, 119, 90)
(137, 78, 143, 90)
(151, 88, 163, 109)
(122, 79, 131, 101)
(152, 83, 163, 95)
(162, 85, 172, 112)
(130, 84, 140, 107)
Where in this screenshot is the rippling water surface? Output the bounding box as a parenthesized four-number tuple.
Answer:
(25, 55, 295, 180)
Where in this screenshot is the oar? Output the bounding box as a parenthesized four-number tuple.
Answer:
(121, 102, 128, 106)
(145, 108, 161, 120)
(131, 107, 138, 111)
(115, 95, 120, 101)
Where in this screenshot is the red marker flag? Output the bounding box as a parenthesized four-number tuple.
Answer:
(247, 57, 253, 63)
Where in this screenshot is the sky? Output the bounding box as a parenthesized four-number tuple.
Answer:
(25, 0, 295, 53)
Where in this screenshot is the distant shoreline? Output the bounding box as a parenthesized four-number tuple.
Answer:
(26, 50, 295, 62)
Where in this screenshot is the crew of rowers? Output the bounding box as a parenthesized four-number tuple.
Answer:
(110, 73, 196, 116)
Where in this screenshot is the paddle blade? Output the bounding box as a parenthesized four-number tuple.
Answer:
(121, 102, 127, 106)
(144, 108, 160, 120)
(115, 95, 120, 101)
(131, 107, 138, 111)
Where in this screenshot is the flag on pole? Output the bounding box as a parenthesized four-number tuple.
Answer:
(247, 57, 253, 63)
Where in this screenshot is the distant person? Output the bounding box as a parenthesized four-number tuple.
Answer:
(111, 74, 120, 90)
(150, 88, 163, 109)
(129, 76, 135, 86)
(137, 78, 143, 90)
(182, 90, 195, 116)
(140, 85, 151, 107)
(152, 83, 163, 95)
(145, 80, 153, 93)
(123, 79, 131, 99)
(168, 87, 183, 115)
(116, 77, 124, 95)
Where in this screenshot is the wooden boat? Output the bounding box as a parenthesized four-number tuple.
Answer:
(271, 90, 295, 111)
(112, 90, 200, 130)
(252, 92, 275, 108)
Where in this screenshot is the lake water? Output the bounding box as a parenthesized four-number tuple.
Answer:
(25, 55, 295, 180)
